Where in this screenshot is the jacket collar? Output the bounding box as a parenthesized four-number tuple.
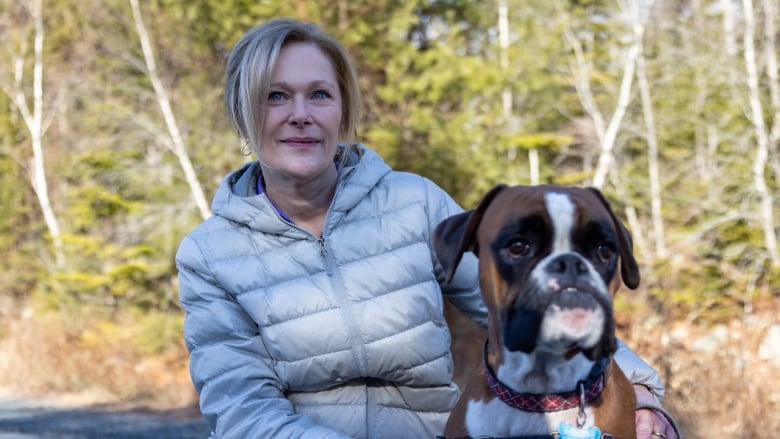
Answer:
(210, 144, 391, 234)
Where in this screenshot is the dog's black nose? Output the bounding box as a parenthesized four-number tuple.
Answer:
(547, 253, 588, 278)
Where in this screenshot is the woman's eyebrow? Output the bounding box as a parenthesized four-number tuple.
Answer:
(269, 80, 337, 89)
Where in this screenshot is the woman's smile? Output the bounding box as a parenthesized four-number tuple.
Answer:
(281, 136, 321, 147)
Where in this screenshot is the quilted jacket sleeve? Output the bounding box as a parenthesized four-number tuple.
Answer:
(176, 235, 351, 439)
(614, 339, 666, 404)
(425, 180, 489, 328)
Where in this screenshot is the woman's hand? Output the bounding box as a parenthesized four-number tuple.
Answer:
(634, 384, 678, 439)
(636, 408, 676, 439)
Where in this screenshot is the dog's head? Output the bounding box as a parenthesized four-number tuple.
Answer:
(433, 184, 639, 361)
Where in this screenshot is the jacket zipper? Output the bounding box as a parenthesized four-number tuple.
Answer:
(316, 162, 354, 277)
(321, 229, 368, 377)
(319, 235, 336, 276)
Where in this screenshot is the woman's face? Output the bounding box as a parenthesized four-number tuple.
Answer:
(259, 42, 343, 182)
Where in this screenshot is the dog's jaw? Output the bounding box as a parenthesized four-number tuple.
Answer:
(531, 251, 612, 357)
(539, 297, 606, 352)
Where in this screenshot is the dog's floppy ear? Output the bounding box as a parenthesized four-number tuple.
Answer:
(587, 187, 640, 289)
(433, 184, 508, 283)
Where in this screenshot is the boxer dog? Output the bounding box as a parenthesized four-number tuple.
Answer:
(434, 184, 639, 439)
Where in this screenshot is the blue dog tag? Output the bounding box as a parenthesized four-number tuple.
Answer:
(558, 421, 601, 439)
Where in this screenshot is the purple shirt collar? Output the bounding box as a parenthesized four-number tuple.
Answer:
(256, 162, 342, 224)
(256, 175, 294, 223)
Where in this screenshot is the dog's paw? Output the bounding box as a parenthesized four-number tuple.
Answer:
(557, 421, 601, 439)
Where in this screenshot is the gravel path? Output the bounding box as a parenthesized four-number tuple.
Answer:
(0, 397, 210, 439)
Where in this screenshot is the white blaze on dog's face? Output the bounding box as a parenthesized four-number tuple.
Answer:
(490, 187, 622, 364)
(532, 192, 609, 355)
(434, 185, 640, 438)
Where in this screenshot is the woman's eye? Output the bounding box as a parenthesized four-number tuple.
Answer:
(311, 90, 330, 99)
(506, 240, 531, 258)
(268, 91, 285, 101)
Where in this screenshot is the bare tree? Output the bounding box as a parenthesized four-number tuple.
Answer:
(1, 0, 65, 268)
(498, 0, 539, 185)
(563, 0, 644, 190)
(721, 0, 738, 58)
(129, 0, 211, 220)
(741, 0, 780, 266)
(686, 0, 718, 185)
(760, 0, 780, 190)
(633, 1, 666, 259)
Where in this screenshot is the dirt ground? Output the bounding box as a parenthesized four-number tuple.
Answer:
(0, 392, 209, 438)
(0, 298, 777, 438)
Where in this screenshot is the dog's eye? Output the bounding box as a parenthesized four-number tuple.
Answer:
(596, 244, 615, 263)
(505, 240, 531, 259)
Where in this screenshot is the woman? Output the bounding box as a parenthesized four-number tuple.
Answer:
(176, 18, 678, 439)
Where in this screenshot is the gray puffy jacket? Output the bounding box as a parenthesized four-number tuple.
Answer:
(176, 145, 664, 439)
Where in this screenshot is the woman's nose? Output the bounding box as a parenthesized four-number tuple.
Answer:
(288, 98, 312, 125)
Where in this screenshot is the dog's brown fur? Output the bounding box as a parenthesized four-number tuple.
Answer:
(435, 184, 638, 438)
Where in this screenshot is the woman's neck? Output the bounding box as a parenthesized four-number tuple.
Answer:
(262, 165, 338, 236)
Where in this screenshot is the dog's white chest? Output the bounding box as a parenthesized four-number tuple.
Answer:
(464, 399, 597, 437)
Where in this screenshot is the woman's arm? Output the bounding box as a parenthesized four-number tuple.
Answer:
(614, 339, 665, 402)
(426, 180, 489, 327)
(615, 340, 682, 438)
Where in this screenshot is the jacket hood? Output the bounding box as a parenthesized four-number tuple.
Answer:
(210, 144, 392, 235)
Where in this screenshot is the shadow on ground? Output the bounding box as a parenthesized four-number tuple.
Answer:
(0, 398, 210, 439)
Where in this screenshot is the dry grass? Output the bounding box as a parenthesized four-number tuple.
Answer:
(0, 305, 196, 409)
(1, 297, 778, 438)
(446, 298, 780, 439)
(620, 301, 780, 438)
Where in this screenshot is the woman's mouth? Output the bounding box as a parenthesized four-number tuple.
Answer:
(282, 137, 319, 147)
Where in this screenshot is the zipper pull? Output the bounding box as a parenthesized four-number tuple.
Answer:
(319, 235, 334, 276)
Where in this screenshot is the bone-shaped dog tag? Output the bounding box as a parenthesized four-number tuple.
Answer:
(557, 421, 601, 439)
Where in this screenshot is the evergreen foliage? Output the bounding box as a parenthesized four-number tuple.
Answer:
(0, 0, 777, 329)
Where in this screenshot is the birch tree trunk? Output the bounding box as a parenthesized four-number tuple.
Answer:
(498, 0, 539, 184)
(129, 0, 211, 220)
(612, 171, 652, 266)
(633, 2, 666, 259)
(564, 0, 643, 189)
(722, 0, 738, 58)
(3, 0, 65, 268)
(686, 0, 716, 186)
(760, 0, 780, 188)
(741, 0, 779, 266)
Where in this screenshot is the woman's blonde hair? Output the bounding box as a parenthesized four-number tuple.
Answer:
(225, 18, 362, 156)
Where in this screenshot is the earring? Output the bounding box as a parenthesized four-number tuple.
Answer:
(240, 139, 252, 157)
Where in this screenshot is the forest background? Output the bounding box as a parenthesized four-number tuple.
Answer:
(1, 0, 778, 437)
